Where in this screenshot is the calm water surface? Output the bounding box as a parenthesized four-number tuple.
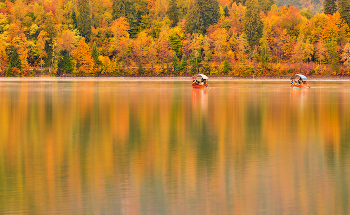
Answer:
(0, 78, 350, 214)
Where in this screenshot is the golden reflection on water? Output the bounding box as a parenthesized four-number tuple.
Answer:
(0, 79, 350, 214)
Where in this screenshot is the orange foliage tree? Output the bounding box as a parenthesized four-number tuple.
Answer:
(73, 38, 94, 75)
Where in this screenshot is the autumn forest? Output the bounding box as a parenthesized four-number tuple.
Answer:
(0, 0, 350, 76)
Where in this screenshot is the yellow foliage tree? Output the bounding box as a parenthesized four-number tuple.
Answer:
(315, 40, 327, 66)
(209, 28, 229, 62)
(6, 20, 30, 75)
(302, 39, 314, 62)
(219, 6, 225, 20)
(110, 17, 130, 47)
(109, 17, 130, 60)
(99, 55, 116, 75)
(281, 29, 293, 61)
(37, 31, 49, 68)
(341, 42, 350, 73)
(73, 38, 94, 75)
(132, 31, 152, 70)
(57, 30, 76, 54)
(17, 42, 29, 75)
(0, 42, 8, 75)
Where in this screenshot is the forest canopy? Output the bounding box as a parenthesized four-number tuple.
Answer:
(0, 0, 349, 77)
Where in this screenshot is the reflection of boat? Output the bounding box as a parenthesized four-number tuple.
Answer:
(290, 74, 310, 89)
(192, 88, 208, 116)
(291, 83, 308, 109)
(192, 74, 209, 88)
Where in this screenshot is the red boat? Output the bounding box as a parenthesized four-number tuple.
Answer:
(290, 74, 310, 89)
(192, 74, 209, 88)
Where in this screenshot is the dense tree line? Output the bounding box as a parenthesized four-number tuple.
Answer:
(0, 0, 349, 77)
(234, 0, 321, 13)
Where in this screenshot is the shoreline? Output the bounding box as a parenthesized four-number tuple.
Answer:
(1, 76, 350, 82)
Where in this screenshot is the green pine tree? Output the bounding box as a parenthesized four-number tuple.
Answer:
(10, 49, 21, 68)
(259, 29, 271, 68)
(112, 0, 144, 38)
(244, 0, 264, 49)
(6, 49, 21, 76)
(190, 50, 201, 74)
(172, 53, 179, 75)
(327, 40, 340, 72)
(338, 0, 350, 27)
(138, 59, 144, 74)
(169, 34, 182, 57)
(222, 59, 230, 74)
(127, 9, 139, 38)
(77, 0, 92, 41)
(44, 14, 57, 66)
(58, 51, 73, 74)
(179, 54, 188, 73)
(186, 0, 220, 34)
(275, 0, 302, 8)
(72, 10, 78, 29)
(324, 0, 337, 15)
(92, 43, 100, 65)
(260, 0, 275, 14)
(132, 1, 148, 37)
(6, 62, 12, 77)
(224, 5, 230, 17)
(185, 1, 202, 34)
(112, 0, 127, 19)
(168, 0, 179, 27)
(201, 0, 220, 32)
(230, 0, 247, 6)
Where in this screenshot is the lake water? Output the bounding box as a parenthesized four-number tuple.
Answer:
(0, 78, 350, 214)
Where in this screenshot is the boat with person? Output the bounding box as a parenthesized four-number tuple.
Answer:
(192, 74, 209, 88)
(290, 74, 310, 89)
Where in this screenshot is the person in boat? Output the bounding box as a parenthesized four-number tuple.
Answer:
(200, 78, 204, 85)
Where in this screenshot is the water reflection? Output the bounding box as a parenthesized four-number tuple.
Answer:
(192, 88, 208, 115)
(0, 79, 349, 214)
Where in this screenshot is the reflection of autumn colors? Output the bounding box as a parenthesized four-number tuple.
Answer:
(0, 80, 349, 214)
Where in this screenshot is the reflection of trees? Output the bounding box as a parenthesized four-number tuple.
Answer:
(190, 113, 217, 168)
(191, 88, 217, 167)
(0, 81, 350, 213)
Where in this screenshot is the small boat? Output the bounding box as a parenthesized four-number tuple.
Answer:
(290, 74, 310, 89)
(192, 74, 209, 88)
